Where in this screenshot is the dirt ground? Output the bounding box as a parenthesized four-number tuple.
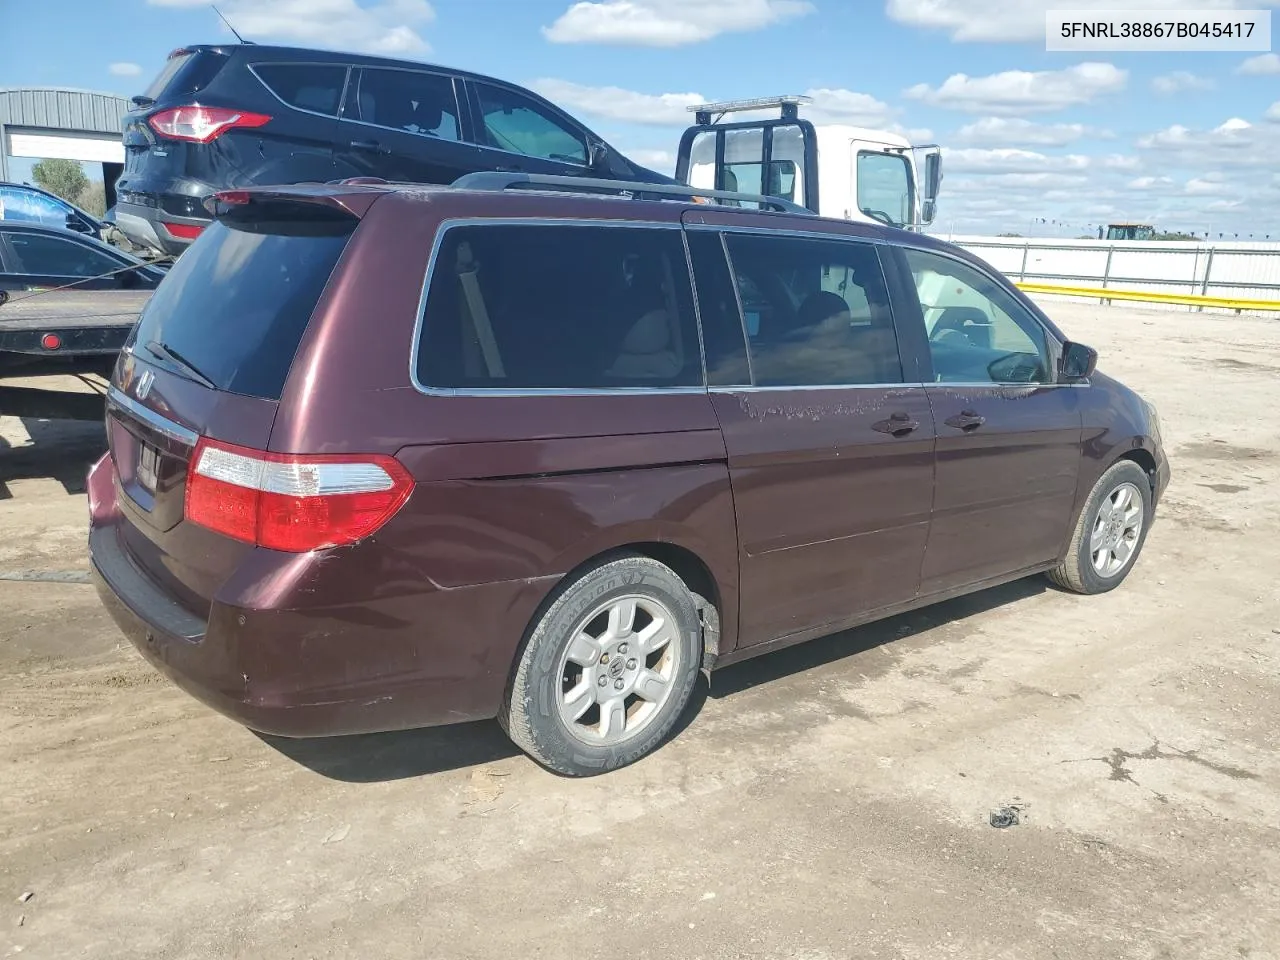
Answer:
(2, 300, 1279, 960)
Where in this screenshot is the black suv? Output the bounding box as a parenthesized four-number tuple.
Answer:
(115, 44, 676, 256)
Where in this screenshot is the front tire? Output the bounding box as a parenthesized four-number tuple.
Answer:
(1048, 460, 1153, 595)
(501, 555, 703, 776)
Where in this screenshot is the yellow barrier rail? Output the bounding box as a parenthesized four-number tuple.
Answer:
(1014, 281, 1280, 313)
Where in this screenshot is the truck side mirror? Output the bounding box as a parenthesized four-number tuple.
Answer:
(924, 152, 942, 199)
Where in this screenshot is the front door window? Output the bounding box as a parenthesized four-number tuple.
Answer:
(904, 248, 1053, 384)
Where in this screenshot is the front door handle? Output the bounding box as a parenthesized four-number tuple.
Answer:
(945, 410, 986, 432)
(873, 411, 921, 437)
(350, 139, 389, 154)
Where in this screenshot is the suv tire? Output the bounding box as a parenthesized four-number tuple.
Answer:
(501, 554, 702, 776)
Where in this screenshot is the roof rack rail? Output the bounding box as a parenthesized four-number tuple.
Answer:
(449, 172, 812, 215)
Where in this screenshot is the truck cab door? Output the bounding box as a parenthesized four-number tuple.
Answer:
(849, 141, 916, 229)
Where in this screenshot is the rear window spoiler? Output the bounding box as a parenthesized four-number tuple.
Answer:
(202, 187, 380, 220)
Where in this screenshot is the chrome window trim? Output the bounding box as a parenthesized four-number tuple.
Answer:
(710, 382, 927, 393)
(471, 142, 590, 168)
(107, 386, 200, 446)
(408, 217, 693, 398)
(337, 66, 465, 143)
(246, 61, 351, 120)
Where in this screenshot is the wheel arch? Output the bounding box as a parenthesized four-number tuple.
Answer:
(505, 536, 732, 702)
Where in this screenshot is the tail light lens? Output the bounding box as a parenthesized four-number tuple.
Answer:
(162, 222, 204, 240)
(185, 439, 414, 552)
(148, 106, 271, 143)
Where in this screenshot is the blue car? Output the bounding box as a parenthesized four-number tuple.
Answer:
(0, 181, 106, 239)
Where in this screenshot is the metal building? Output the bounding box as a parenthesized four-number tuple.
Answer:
(0, 87, 130, 204)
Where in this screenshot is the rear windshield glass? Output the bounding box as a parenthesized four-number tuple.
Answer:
(131, 215, 354, 399)
(143, 50, 228, 100)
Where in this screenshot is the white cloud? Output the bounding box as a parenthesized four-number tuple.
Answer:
(628, 149, 676, 172)
(1151, 71, 1214, 95)
(1267, 102, 1280, 122)
(944, 147, 1135, 175)
(1238, 52, 1280, 74)
(146, 0, 435, 54)
(904, 62, 1126, 115)
(953, 116, 1102, 146)
(1184, 175, 1229, 195)
(532, 79, 703, 125)
(531, 80, 899, 130)
(886, 0, 1277, 43)
(802, 88, 895, 126)
(109, 62, 143, 77)
(543, 0, 813, 46)
(1128, 176, 1175, 190)
(1138, 116, 1280, 167)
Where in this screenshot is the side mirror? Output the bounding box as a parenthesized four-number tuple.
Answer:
(921, 198, 937, 225)
(1060, 341, 1098, 381)
(924, 151, 942, 200)
(65, 212, 88, 233)
(588, 140, 610, 171)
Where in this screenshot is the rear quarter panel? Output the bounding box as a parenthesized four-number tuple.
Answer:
(269, 191, 743, 664)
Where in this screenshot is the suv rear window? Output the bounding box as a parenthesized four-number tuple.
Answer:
(252, 63, 348, 117)
(416, 224, 701, 391)
(130, 213, 354, 400)
(143, 49, 229, 100)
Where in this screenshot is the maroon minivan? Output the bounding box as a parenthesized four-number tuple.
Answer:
(89, 176, 1169, 775)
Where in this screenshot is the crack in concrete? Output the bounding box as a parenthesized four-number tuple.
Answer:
(1067, 740, 1259, 789)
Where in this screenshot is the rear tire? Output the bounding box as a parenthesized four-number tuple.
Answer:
(1047, 460, 1152, 595)
(501, 555, 702, 776)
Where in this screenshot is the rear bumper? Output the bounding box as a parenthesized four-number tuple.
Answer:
(114, 178, 213, 256)
(90, 521, 534, 737)
(113, 200, 209, 257)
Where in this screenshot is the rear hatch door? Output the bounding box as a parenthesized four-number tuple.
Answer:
(106, 197, 359, 614)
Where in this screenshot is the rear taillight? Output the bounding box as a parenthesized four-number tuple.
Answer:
(162, 222, 204, 240)
(148, 106, 271, 143)
(185, 439, 413, 552)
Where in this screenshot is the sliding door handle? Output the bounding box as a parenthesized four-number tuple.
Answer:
(945, 410, 986, 432)
(873, 411, 921, 437)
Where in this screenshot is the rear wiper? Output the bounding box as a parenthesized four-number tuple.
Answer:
(131, 95, 155, 108)
(144, 340, 217, 390)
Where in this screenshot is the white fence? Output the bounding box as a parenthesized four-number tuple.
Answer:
(943, 236, 1280, 313)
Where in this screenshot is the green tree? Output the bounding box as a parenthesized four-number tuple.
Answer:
(31, 158, 89, 204)
(76, 182, 107, 218)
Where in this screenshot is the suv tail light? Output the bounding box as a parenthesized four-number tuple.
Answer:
(185, 439, 414, 552)
(148, 106, 271, 143)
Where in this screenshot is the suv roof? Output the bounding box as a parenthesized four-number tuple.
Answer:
(172, 43, 579, 97)
(204, 173, 979, 259)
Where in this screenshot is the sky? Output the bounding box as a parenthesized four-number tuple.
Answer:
(1, 0, 1278, 238)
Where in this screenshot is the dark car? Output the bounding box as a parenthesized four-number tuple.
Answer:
(88, 175, 1169, 776)
(0, 221, 166, 294)
(113, 44, 677, 256)
(0, 182, 106, 239)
